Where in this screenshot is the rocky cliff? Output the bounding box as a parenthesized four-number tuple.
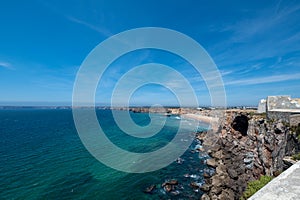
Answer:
(198, 111, 300, 200)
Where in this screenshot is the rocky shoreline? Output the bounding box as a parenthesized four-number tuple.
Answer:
(142, 131, 212, 199)
(118, 107, 300, 199)
(198, 111, 300, 200)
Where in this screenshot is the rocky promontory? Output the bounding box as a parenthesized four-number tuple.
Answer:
(198, 111, 300, 200)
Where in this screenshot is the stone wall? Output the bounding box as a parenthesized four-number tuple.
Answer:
(267, 111, 290, 123)
(266, 96, 292, 111)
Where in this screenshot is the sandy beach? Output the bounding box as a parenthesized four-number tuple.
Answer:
(181, 113, 220, 132)
(181, 113, 219, 124)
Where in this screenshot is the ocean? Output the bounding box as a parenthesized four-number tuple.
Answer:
(0, 109, 210, 199)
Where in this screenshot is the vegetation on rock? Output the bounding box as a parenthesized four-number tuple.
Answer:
(240, 176, 273, 200)
(292, 153, 300, 161)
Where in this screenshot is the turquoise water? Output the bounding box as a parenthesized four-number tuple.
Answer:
(0, 109, 209, 199)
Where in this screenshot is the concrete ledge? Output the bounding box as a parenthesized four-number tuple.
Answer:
(249, 161, 300, 200)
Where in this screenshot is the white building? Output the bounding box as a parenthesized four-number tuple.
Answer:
(257, 99, 267, 113)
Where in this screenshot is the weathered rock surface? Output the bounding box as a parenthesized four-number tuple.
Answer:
(199, 111, 300, 200)
(206, 158, 217, 168)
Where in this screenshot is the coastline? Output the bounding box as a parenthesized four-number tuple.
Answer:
(2, 107, 299, 199)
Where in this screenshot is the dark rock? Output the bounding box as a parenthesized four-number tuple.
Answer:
(143, 185, 156, 194)
(162, 179, 178, 186)
(243, 158, 252, 164)
(163, 184, 172, 193)
(161, 179, 178, 193)
(274, 128, 282, 134)
(190, 182, 200, 189)
(226, 179, 238, 192)
(235, 165, 246, 175)
(200, 184, 210, 192)
(283, 157, 297, 168)
(265, 144, 274, 151)
(231, 115, 249, 136)
(219, 189, 235, 200)
(258, 119, 265, 124)
(167, 179, 178, 185)
(273, 170, 282, 177)
(175, 157, 184, 164)
(203, 172, 211, 178)
(227, 168, 238, 179)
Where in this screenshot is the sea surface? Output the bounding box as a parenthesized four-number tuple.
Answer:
(0, 109, 210, 199)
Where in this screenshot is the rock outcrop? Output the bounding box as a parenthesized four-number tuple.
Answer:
(199, 111, 300, 200)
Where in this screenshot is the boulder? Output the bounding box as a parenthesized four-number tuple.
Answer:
(200, 184, 210, 192)
(190, 182, 200, 189)
(203, 172, 212, 178)
(227, 168, 238, 179)
(167, 179, 178, 185)
(163, 184, 172, 193)
(212, 150, 223, 160)
(219, 189, 235, 200)
(161, 179, 178, 193)
(162, 179, 178, 186)
(206, 158, 217, 168)
(216, 164, 226, 175)
(201, 193, 211, 200)
(143, 185, 156, 194)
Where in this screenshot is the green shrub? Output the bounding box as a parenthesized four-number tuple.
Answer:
(292, 153, 300, 161)
(240, 176, 273, 200)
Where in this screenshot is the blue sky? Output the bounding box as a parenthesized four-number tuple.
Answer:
(0, 0, 300, 106)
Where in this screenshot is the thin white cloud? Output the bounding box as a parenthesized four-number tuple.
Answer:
(67, 16, 112, 37)
(39, 1, 113, 38)
(220, 70, 234, 76)
(210, 1, 300, 67)
(226, 72, 300, 86)
(224, 2, 300, 42)
(0, 62, 14, 70)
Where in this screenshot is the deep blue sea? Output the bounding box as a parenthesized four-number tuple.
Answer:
(0, 109, 210, 199)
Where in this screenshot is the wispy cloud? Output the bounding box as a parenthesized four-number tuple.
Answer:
(39, 1, 113, 37)
(66, 16, 113, 37)
(220, 70, 234, 76)
(224, 1, 300, 43)
(226, 72, 300, 86)
(0, 62, 14, 70)
(210, 1, 300, 68)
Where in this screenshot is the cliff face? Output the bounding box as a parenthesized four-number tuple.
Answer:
(199, 112, 300, 200)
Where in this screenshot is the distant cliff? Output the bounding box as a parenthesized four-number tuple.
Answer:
(199, 111, 300, 200)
